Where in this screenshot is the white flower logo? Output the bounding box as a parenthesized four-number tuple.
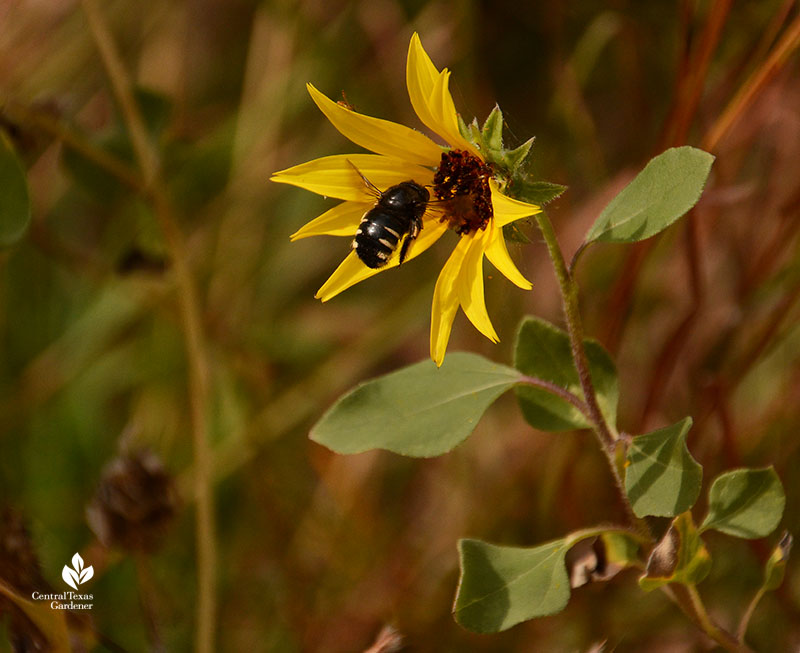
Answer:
(61, 552, 94, 590)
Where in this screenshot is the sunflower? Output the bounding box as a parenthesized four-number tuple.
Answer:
(271, 33, 541, 366)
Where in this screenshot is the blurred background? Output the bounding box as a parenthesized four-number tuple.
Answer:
(1, 0, 800, 650)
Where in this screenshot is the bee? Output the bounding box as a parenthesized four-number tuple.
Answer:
(349, 163, 430, 269)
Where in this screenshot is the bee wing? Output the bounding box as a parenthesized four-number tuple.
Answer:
(346, 159, 382, 200)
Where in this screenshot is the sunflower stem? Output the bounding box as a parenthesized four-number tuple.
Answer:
(533, 211, 648, 537)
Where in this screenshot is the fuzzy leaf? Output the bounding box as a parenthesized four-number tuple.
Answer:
(625, 417, 702, 517)
(514, 317, 618, 431)
(0, 130, 32, 247)
(455, 538, 570, 632)
(584, 146, 714, 244)
(700, 467, 785, 538)
(639, 512, 711, 591)
(310, 353, 521, 457)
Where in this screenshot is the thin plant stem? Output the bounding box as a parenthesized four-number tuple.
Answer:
(517, 374, 592, 420)
(736, 586, 766, 643)
(533, 212, 650, 539)
(79, 2, 217, 652)
(686, 584, 752, 652)
(534, 212, 615, 446)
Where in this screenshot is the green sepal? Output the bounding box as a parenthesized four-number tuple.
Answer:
(699, 467, 785, 539)
(506, 180, 566, 206)
(457, 113, 472, 143)
(481, 104, 504, 154)
(639, 512, 711, 591)
(504, 136, 535, 173)
(624, 417, 702, 518)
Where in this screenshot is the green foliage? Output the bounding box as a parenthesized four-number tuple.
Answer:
(700, 467, 785, 539)
(309, 352, 521, 456)
(624, 417, 702, 518)
(584, 146, 714, 244)
(454, 538, 571, 633)
(639, 512, 711, 591)
(513, 317, 618, 431)
(455, 529, 643, 632)
(0, 130, 31, 247)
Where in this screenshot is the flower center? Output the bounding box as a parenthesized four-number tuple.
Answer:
(433, 149, 493, 235)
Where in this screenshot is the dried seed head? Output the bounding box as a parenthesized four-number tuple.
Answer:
(87, 449, 179, 553)
(433, 149, 493, 235)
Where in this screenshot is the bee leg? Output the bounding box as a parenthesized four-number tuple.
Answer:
(398, 218, 422, 266)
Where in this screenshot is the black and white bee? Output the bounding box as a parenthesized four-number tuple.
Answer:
(349, 163, 429, 269)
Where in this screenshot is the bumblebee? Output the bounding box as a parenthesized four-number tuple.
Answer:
(349, 164, 429, 269)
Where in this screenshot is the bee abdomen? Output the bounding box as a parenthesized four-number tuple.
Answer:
(353, 210, 409, 269)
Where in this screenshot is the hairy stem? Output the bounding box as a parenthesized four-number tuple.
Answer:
(80, 2, 217, 651)
(533, 212, 648, 538)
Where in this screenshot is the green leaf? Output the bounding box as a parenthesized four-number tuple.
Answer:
(513, 317, 618, 431)
(624, 417, 702, 517)
(310, 352, 521, 457)
(507, 180, 566, 206)
(0, 130, 32, 247)
(639, 512, 711, 591)
(584, 146, 714, 244)
(481, 104, 504, 153)
(763, 532, 792, 591)
(455, 538, 571, 632)
(700, 467, 785, 538)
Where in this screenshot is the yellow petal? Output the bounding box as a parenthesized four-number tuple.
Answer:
(307, 84, 442, 166)
(406, 33, 441, 138)
(290, 201, 371, 240)
(315, 250, 383, 301)
(457, 230, 498, 342)
(432, 70, 479, 154)
(490, 179, 541, 227)
(316, 219, 448, 301)
(430, 236, 471, 366)
(485, 221, 532, 290)
(272, 154, 434, 201)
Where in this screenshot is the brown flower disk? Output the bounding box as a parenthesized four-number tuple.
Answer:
(433, 149, 494, 235)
